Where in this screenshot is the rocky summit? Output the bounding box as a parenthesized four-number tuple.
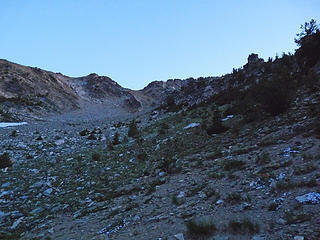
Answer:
(0, 22, 320, 240)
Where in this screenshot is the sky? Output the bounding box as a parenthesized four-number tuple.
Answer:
(1, 1, 319, 90)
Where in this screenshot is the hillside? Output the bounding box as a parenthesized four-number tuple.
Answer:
(0, 60, 183, 121)
(0, 21, 320, 239)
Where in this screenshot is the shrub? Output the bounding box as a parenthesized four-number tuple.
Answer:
(284, 210, 312, 224)
(112, 132, 121, 145)
(252, 67, 292, 116)
(256, 152, 271, 165)
(226, 192, 243, 204)
(136, 152, 147, 161)
(87, 133, 96, 140)
(206, 108, 228, 135)
(107, 143, 114, 151)
(10, 130, 17, 137)
(158, 122, 169, 135)
(91, 152, 101, 161)
(171, 194, 179, 205)
(79, 129, 89, 136)
(128, 120, 139, 138)
(223, 159, 246, 171)
(295, 20, 320, 72)
(0, 152, 12, 168)
(293, 163, 317, 175)
(186, 216, 217, 235)
(268, 202, 279, 211)
(228, 219, 259, 235)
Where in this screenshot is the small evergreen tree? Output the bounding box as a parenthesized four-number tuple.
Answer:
(206, 108, 228, 135)
(295, 19, 320, 72)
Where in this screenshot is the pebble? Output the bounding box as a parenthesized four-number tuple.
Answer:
(174, 233, 184, 240)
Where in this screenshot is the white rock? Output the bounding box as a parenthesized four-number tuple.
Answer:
(294, 236, 304, 240)
(222, 115, 234, 121)
(0, 122, 27, 128)
(55, 139, 65, 145)
(184, 123, 200, 129)
(44, 188, 53, 196)
(174, 233, 184, 240)
(295, 192, 320, 204)
(216, 199, 224, 205)
(177, 192, 185, 198)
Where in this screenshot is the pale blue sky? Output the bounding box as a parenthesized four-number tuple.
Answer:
(1, 0, 319, 89)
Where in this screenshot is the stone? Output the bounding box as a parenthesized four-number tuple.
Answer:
(222, 115, 234, 121)
(294, 236, 304, 240)
(10, 217, 24, 229)
(174, 233, 184, 240)
(184, 123, 200, 129)
(216, 199, 224, 205)
(43, 188, 53, 196)
(30, 181, 44, 189)
(296, 192, 320, 204)
(176, 192, 186, 205)
(55, 139, 65, 146)
(31, 207, 45, 215)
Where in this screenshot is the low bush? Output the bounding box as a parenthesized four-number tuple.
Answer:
(0, 152, 12, 168)
(228, 219, 259, 235)
(186, 216, 217, 235)
(128, 120, 139, 138)
(223, 159, 246, 171)
(91, 152, 101, 161)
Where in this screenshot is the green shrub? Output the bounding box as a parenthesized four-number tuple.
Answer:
(0, 152, 12, 168)
(10, 130, 17, 137)
(171, 194, 179, 205)
(226, 192, 243, 204)
(79, 129, 89, 136)
(256, 152, 271, 165)
(91, 152, 101, 161)
(186, 216, 217, 235)
(128, 120, 139, 138)
(284, 210, 312, 224)
(228, 219, 259, 235)
(112, 132, 121, 145)
(206, 108, 228, 135)
(87, 133, 96, 140)
(136, 152, 148, 161)
(268, 202, 279, 211)
(293, 163, 317, 175)
(252, 68, 292, 116)
(158, 122, 169, 135)
(223, 159, 246, 171)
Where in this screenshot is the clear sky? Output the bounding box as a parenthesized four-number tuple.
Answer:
(1, 0, 319, 89)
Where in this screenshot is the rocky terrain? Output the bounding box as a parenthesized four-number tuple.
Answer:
(0, 21, 320, 240)
(0, 60, 184, 121)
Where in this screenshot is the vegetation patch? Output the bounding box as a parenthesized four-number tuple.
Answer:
(186, 216, 217, 235)
(228, 219, 259, 235)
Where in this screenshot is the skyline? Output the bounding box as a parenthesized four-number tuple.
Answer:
(1, 0, 319, 90)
